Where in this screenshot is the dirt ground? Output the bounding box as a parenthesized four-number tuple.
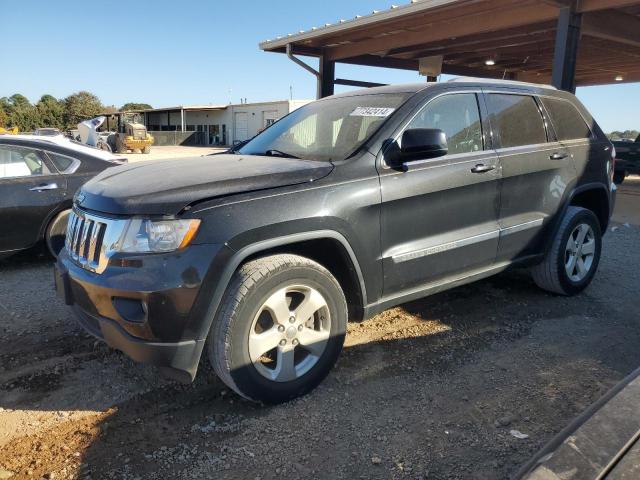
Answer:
(1, 178, 639, 480)
(121, 145, 225, 163)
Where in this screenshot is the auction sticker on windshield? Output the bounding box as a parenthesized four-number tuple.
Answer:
(350, 107, 395, 117)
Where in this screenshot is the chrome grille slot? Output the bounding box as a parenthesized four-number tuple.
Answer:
(64, 209, 127, 274)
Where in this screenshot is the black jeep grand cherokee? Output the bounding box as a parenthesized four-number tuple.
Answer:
(55, 79, 616, 404)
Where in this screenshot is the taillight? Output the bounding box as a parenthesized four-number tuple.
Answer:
(610, 145, 616, 183)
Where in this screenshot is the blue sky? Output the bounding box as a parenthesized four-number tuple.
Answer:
(1, 0, 638, 132)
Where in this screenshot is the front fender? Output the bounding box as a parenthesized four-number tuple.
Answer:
(190, 229, 368, 342)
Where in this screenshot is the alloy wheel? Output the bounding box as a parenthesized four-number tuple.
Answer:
(565, 223, 595, 282)
(248, 285, 331, 382)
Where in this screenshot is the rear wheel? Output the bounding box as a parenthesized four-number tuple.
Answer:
(116, 138, 128, 154)
(613, 171, 626, 185)
(208, 254, 347, 404)
(45, 209, 71, 258)
(531, 206, 602, 296)
(142, 145, 151, 154)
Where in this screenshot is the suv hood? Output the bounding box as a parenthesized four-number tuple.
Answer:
(77, 154, 333, 216)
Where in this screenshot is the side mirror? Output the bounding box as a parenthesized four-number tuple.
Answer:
(400, 128, 448, 162)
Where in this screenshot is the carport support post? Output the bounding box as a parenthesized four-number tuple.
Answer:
(552, 5, 582, 93)
(319, 56, 335, 98)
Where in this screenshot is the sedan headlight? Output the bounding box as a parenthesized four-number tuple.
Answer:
(118, 219, 201, 253)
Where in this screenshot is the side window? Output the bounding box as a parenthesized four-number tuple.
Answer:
(0, 147, 51, 179)
(487, 94, 547, 148)
(47, 152, 79, 173)
(540, 97, 592, 141)
(406, 93, 483, 155)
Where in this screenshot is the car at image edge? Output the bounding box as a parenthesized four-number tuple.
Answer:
(0, 136, 125, 258)
(612, 133, 640, 184)
(55, 78, 616, 404)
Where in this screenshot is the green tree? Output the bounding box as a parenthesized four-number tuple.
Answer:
(4, 94, 37, 131)
(0, 98, 7, 128)
(35, 94, 65, 129)
(121, 102, 152, 111)
(63, 91, 103, 128)
(608, 130, 639, 141)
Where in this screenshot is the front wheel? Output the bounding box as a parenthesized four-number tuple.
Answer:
(208, 254, 347, 404)
(531, 206, 602, 296)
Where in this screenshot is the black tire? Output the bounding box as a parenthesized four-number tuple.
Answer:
(45, 209, 71, 258)
(613, 171, 625, 185)
(116, 138, 128, 154)
(142, 145, 151, 154)
(207, 254, 347, 404)
(531, 206, 602, 296)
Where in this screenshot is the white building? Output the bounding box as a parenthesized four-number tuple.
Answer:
(141, 100, 311, 146)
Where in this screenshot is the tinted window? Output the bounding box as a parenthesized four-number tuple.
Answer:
(48, 152, 76, 172)
(0, 147, 51, 179)
(540, 97, 592, 141)
(407, 94, 483, 155)
(487, 94, 547, 148)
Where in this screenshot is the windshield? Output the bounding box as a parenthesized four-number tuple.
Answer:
(238, 93, 411, 161)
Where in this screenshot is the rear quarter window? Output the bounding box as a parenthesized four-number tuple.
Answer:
(487, 94, 547, 148)
(540, 97, 592, 141)
(47, 152, 79, 173)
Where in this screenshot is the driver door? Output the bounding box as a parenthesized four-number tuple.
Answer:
(378, 92, 501, 299)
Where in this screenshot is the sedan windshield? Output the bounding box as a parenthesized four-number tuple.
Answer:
(238, 93, 411, 161)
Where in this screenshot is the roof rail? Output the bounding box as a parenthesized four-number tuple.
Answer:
(448, 77, 557, 90)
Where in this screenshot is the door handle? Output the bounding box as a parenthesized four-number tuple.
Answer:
(29, 182, 58, 192)
(549, 152, 568, 160)
(470, 164, 496, 173)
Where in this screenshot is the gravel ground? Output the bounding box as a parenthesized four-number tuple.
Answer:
(0, 181, 638, 480)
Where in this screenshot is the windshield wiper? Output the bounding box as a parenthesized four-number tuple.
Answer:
(262, 149, 299, 159)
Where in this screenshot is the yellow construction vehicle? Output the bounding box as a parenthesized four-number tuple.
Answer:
(104, 112, 153, 154)
(0, 126, 18, 135)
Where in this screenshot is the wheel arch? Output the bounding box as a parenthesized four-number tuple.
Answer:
(199, 230, 368, 341)
(39, 200, 73, 242)
(543, 183, 611, 254)
(568, 184, 611, 233)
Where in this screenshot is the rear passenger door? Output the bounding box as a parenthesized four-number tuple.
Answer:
(379, 92, 501, 298)
(484, 91, 574, 262)
(538, 96, 609, 187)
(0, 146, 66, 252)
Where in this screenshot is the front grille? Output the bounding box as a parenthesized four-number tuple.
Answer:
(65, 209, 127, 274)
(66, 210, 107, 271)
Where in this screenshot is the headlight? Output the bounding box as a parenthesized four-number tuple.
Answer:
(118, 219, 201, 253)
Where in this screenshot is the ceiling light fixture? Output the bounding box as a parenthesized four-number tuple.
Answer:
(615, 75, 624, 82)
(485, 59, 496, 66)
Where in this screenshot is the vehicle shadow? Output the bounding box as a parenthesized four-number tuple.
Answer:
(0, 245, 53, 270)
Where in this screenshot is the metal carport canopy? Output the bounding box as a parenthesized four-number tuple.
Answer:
(259, 0, 640, 97)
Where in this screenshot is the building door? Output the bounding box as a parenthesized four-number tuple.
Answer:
(234, 112, 249, 143)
